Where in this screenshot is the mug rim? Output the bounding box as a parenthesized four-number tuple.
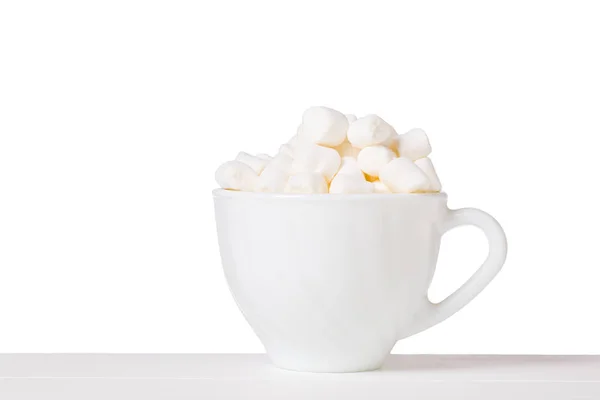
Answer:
(213, 188, 448, 201)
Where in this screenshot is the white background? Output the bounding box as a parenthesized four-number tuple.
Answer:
(1, 1, 599, 354)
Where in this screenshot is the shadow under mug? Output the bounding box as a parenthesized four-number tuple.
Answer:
(213, 189, 507, 373)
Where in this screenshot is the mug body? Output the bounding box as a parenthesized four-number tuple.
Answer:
(214, 190, 448, 372)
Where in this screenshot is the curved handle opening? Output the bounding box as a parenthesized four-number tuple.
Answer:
(398, 208, 507, 340)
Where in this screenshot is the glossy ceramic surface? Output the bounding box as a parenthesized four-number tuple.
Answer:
(213, 190, 507, 372)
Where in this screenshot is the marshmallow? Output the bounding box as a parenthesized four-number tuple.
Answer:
(215, 107, 444, 195)
(345, 114, 357, 123)
(347, 114, 396, 149)
(357, 145, 396, 178)
(379, 157, 431, 193)
(300, 106, 348, 147)
(383, 134, 400, 155)
(336, 156, 364, 177)
(291, 143, 341, 183)
(256, 166, 288, 193)
(269, 152, 294, 171)
(282, 131, 308, 156)
(334, 140, 361, 159)
(398, 128, 432, 160)
(329, 174, 374, 194)
(256, 153, 273, 161)
(415, 157, 442, 192)
(285, 172, 328, 194)
(278, 143, 294, 158)
(330, 157, 373, 194)
(288, 132, 304, 149)
(255, 153, 293, 193)
(215, 160, 259, 191)
(372, 180, 392, 193)
(235, 151, 270, 175)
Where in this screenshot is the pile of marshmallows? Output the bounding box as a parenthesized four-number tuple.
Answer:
(215, 107, 441, 194)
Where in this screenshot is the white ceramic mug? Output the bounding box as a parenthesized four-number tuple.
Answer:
(214, 189, 507, 373)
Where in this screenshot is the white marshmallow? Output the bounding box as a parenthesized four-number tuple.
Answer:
(282, 131, 308, 156)
(372, 180, 392, 193)
(256, 166, 288, 193)
(269, 152, 294, 171)
(329, 174, 374, 194)
(215, 160, 259, 191)
(255, 153, 293, 193)
(345, 114, 357, 123)
(379, 157, 431, 193)
(288, 132, 303, 148)
(347, 114, 397, 149)
(398, 128, 432, 160)
(357, 145, 396, 178)
(300, 106, 348, 147)
(383, 134, 400, 155)
(336, 156, 364, 177)
(291, 143, 341, 183)
(331, 157, 372, 194)
(278, 143, 294, 158)
(334, 140, 361, 159)
(285, 172, 328, 194)
(235, 151, 270, 175)
(256, 153, 272, 161)
(414, 157, 442, 192)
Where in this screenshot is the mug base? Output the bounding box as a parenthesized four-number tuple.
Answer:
(268, 355, 386, 373)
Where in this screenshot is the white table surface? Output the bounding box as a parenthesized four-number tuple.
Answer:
(0, 354, 598, 399)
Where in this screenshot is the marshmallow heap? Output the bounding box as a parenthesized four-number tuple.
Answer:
(215, 106, 442, 194)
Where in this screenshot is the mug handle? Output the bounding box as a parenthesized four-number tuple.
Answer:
(399, 207, 508, 339)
